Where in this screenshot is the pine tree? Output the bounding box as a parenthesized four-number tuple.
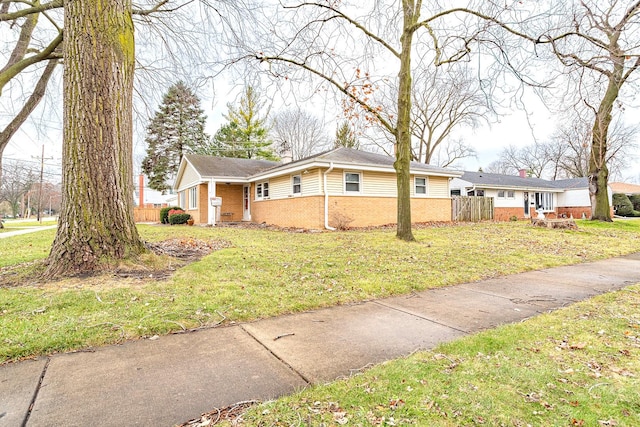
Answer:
(213, 86, 277, 160)
(333, 121, 359, 149)
(142, 82, 209, 192)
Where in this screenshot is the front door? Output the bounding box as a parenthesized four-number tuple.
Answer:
(243, 185, 251, 221)
(524, 192, 529, 217)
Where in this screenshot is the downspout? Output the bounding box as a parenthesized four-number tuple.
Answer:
(323, 162, 336, 230)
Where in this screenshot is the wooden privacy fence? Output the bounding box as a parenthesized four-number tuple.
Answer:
(134, 207, 161, 223)
(451, 196, 494, 222)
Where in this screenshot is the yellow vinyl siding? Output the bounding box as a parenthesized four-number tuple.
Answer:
(326, 169, 344, 194)
(362, 171, 396, 197)
(428, 176, 449, 198)
(302, 168, 322, 195)
(268, 175, 291, 199)
(180, 164, 200, 189)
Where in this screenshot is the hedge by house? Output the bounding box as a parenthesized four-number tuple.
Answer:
(630, 194, 640, 211)
(613, 193, 640, 217)
(168, 213, 191, 225)
(160, 206, 183, 224)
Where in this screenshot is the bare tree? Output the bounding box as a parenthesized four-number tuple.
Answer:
(0, 159, 37, 223)
(0, 1, 63, 178)
(1, 0, 234, 276)
(271, 108, 329, 161)
(549, 115, 637, 181)
(431, 138, 477, 169)
(228, 1, 547, 241)
(43, 0, 146, 277)
(538, 1, 640, 220)
(410, 65, 489, 164)
(487, 142, 552, 178)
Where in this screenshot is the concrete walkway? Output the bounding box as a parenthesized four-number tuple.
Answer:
(2, 253, 640, 427)
(0, 225, 56, 239)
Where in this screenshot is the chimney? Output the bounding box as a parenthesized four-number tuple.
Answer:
(281, 149, 293, 164)
(518, 169, 526, 178)
(138, 174, 145, 207)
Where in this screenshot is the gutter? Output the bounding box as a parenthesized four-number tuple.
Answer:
(323, 162, 336, 231)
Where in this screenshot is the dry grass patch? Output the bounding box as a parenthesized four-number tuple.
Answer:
(1, 220, 639, 363)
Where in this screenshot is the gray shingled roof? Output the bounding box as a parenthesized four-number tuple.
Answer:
(259, 147, 458, 176)
(459, 172, 591, 191)
(551, 177, 589, 189)
(459, 171, 559, 189)
(184, 154, 280, 178)
(183, 148, 461, 182)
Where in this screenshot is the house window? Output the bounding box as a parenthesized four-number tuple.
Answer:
(188, 187, 197, 209)
(180, 191, 186, 209)
(344, 172, 361, 193)
(414, 177, 427, 195)
(292, 175, 301, 195)
(497, 190, 505, 198)
(256, 181, 269, 200)
(535, 192, 554, 211)
(507, 190, 515, 199)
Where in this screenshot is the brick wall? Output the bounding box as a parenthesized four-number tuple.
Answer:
(557, 206, 592, 219)
(252, 196, 325, 229)
(215, 184, 244, 222)
(411, 198, 452, 222)
(197, 184, 209, 223)
(251, 196, 453, 229)
(494, 207, 526, 221)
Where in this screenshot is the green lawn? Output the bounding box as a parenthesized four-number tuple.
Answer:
(224, 284, 640, 426)
(1, 220, 639, 364)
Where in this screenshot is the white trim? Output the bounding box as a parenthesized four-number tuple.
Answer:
(255, 180, 270, 200)
(291, 174, 302, 196)
(249, 160, 462, 181)
(414, 176, 428, 197)
(324, 163, 336, 230)
(208, 179, 217, 226)
(344, 171, 362, 194)
(188, 186, 198, 210)
(242, 184, 251, 221)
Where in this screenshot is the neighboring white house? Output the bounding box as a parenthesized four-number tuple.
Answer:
(451, 172, 611, 220)
(134, 174, 175, 208)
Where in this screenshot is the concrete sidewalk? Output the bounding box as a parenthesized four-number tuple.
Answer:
(2, 254, 640, 427)
(0, 225, 56, 239)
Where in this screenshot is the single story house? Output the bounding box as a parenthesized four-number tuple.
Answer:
(134, 174, 175, 208)
(173, 148, 463, 229)
(450, 171, 612, 220)
(609, 182, 640, 195)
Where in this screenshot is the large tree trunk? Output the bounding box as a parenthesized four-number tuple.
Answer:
(394, 0, 417, 242)
(588, 64, 621, 222)
(45, 0, 145, 277)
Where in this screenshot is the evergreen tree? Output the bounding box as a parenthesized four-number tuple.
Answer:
(142, 82, 209, 192)
(333, 121, 359, 149)
(213, 86, 276, 160)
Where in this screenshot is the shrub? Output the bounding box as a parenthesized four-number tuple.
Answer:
(612, 193, 634, 216)
(160, 206, 183, 224)
(629, 194, 640, 211)
(509, 215, 518, 222)
(168, 213, 191, 225)
(330, 211, 354, 230)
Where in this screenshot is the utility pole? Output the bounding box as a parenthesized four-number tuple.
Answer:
(31, 145, 54, 223)
(37, 145, 44, 223)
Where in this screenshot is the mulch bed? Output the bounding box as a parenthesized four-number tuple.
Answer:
(178, 400, 260, 426)
(145, 237, 232, 261)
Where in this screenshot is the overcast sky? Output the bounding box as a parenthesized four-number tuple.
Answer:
(3, 1, 639, 184)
